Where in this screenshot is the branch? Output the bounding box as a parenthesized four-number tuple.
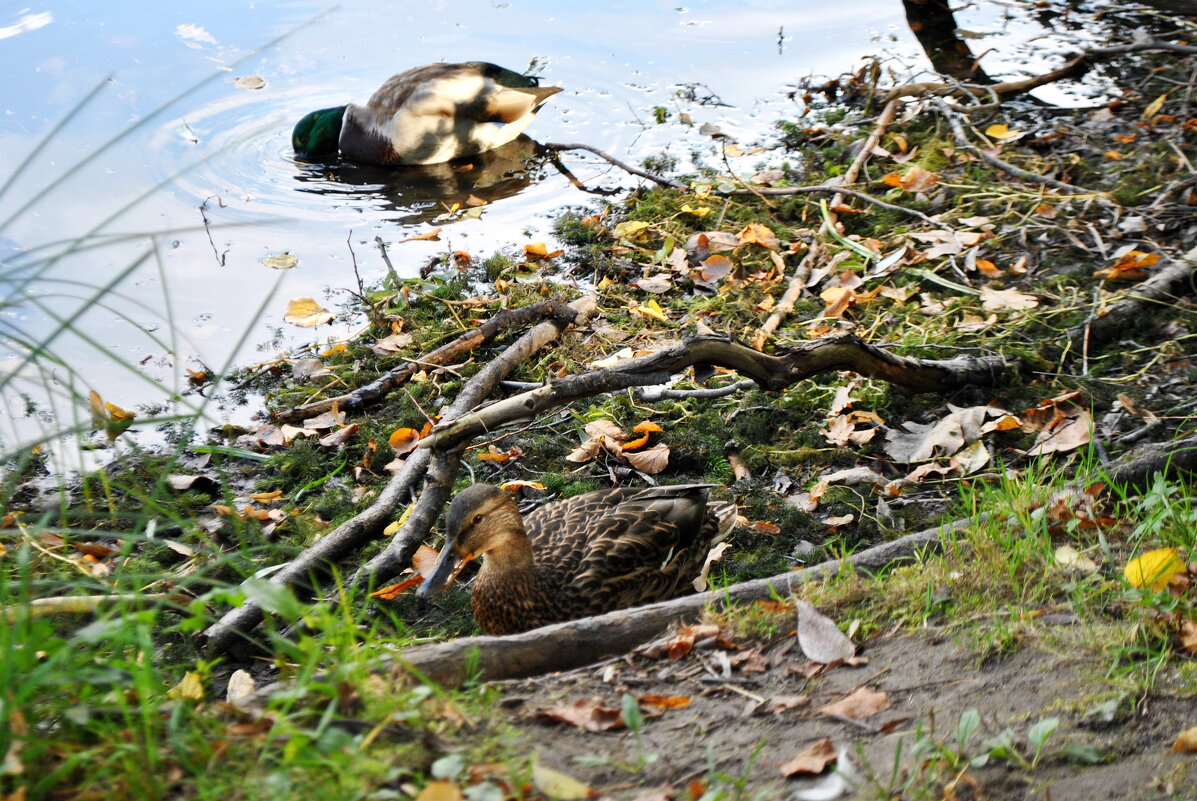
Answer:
(200, 297, 598, 656)
(886, 55, 1090, 103)
(369, 515, 980, 688)
(421, 332, 1008, 452)
(933, 99, 1101, 195)
(752, 242, 826, 349)
(275, 300, 583, 423)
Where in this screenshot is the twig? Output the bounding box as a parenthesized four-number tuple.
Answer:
(932, 100, 1100, 195)
(200, 297, 599, 655)
(634, 379, 757, 401)
(886, 55, 1090, 103)
(752, 242, 826, 349)
(199, 196, 228, 267)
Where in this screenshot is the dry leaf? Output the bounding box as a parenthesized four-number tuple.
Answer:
(414, 780, 462, 801)
(796, 601, 856, 664)
(283, 297, 334, 327)
(633, 274, 673, 293)
(780, 737, 838, 777)
(261, 252, 297, 270)
(883, 405, 1007, 463)
(630, 298, 671, 322)
(818, 686, 889, 720)
(531, 762, 595, 800)
(523, 242, 564, 261)
(737, 222, 780, 249)
(1055, 545, 1099, 575)
(639, 695, 691, 709)
(624, 442, 670, 474)
(980, 286, 1038, 311)
(693, 541, 732, 591)
(1170, 725, 1197, 753)
(388, 427, 422, 455)
(534, 699, 624, 732)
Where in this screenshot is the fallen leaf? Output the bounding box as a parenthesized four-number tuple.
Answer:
(407, 228, 443, 242)
(373, 332, 415, 353)
(883, 405, 1007, 463)
(797, 601, 856, 664)
(818, 686, 889, 720)
(692, 541, 732, 591)
(1026, 406, 1092, 456)
(167, 672, 204, 702)
(533, 700, 624, 732)
(1055, 545, 1099, 575)
(388, 427, 422, 455)
(780, 737, 838, 777)
(1171, 725, 1197, 753)
(737, 223, 780, 249)
(697, 254, 733, 282)
(624, 442, 670, 474)
(980, 286, 1038, 311)
(261, 252, 297, 270)
(630, 298, 671, 323)
(524, 242, 564, 262)
(1125, 548, 1184, 591)
(414, 780, 462, 801)
(633, 274, 673, 294)
(532, 762, 596, 800)
(884, 164, 938, 193)
(639, 695, 691, 709)
(283, 297, 334, 327)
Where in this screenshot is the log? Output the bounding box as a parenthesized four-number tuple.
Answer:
(421, 332, 1008, 452)
(374, 516, 978, 688)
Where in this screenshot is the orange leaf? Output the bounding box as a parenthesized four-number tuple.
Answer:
(388, 427, 422, 454)
(634, 421, 664, 434)
(639, 695, 691, 709)
(407, 228, 442, 242)
(621, 432, 651, 451)
(370, 575, 424, 600)
(736, 222, 779, 249)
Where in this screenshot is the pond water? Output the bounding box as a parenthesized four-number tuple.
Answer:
(0, 0, 1105, 458)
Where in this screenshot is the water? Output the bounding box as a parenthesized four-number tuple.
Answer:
(0, 0, 1109, 456)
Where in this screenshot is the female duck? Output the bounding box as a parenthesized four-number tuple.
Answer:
(292, 62, 561, 166)
(417, 484, 735, 635)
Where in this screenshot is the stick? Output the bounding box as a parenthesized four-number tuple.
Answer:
(752, 243, 826, 350)
(358, 516, 977, 689)
(420, 332, 1008, 452)
(200, 297, 598, 656)
(274, 300, 583, 423)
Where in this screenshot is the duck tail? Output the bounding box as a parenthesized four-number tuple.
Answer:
(707, 501, 738, 546)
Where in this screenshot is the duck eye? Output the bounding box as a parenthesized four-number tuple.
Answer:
(473, 514, 483, 524)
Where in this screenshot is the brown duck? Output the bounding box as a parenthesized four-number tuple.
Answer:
(417, 483, 736, 635)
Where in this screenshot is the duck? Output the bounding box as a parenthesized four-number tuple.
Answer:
(292, 62, 561, 166)
(417, 483, 736, 635)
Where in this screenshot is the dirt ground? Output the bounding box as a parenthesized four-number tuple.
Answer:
(498, 624, 1197, 800)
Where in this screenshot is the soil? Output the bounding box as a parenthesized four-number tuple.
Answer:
(499, 625, 1197, 800)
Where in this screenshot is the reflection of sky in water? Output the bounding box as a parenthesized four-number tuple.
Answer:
(0, 0, 1105, 455)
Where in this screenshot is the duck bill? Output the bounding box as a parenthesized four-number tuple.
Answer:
(417, 546, 474, 598)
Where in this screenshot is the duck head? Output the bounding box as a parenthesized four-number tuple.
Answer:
(292, 106, 347, 158)
(417, 484, 528, 598)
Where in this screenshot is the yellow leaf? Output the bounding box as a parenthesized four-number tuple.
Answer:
(680, 204, 711, 217)
(261, 253, 298, 270)
(500, 480, 545, 492)
(630, 298, 670, 323)
(596, 276, 613, 291)
(1141, 92, 1167, 121)
(414, 780, 462, 801)
(104, 401, 135, 421)
(633, 421, 664, 434)
(984, 123, 1022, 140)
(1171, 725, 1197, 753)
(167, 672, 205, 702)
(532, 762, 594, 800)
(613, 220, 651, 240)
(1124, 547, 1184, 590)
(283, 297, 334, 327)
(249, 490, 284, 503)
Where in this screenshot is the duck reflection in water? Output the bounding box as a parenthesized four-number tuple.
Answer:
(291, 135, 547, 225)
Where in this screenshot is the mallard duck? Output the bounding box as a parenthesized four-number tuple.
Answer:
(417, 484, 736, 635)
(292, 62, 561, 166)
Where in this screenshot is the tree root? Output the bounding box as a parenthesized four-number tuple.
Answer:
(421, 332, 1009, 452)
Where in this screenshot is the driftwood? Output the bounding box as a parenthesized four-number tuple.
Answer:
(275, 299, 583, 424)
(422, 332, 1008, 452)
(201, 296, 598, 655)
(371, 516, 977, 688)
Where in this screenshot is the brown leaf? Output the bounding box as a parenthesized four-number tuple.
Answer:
(980, 286, 1039, 311)
(736, 223, 780, 249)
(624, 442, 670, 474)
(764, 695, 810, 714)
(533, 699, 625, 732)
(523, 242, 564, 262)
(633, 274, 673, 294)
(639, 695, 691, 709)
(818, 686, 890, 720)
(697, 254, 733, 282)
(1171, 725, 1197, 753)
(692, 541, 732, 591)
(318, 424, 358, 448)
(476, 445, 523, 462)
(779, 737, 838, 777)
(796, 601, 856, 664)
(414, 780, 462, 801)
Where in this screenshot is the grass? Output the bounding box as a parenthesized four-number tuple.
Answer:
(3, 27, 1197, 801)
